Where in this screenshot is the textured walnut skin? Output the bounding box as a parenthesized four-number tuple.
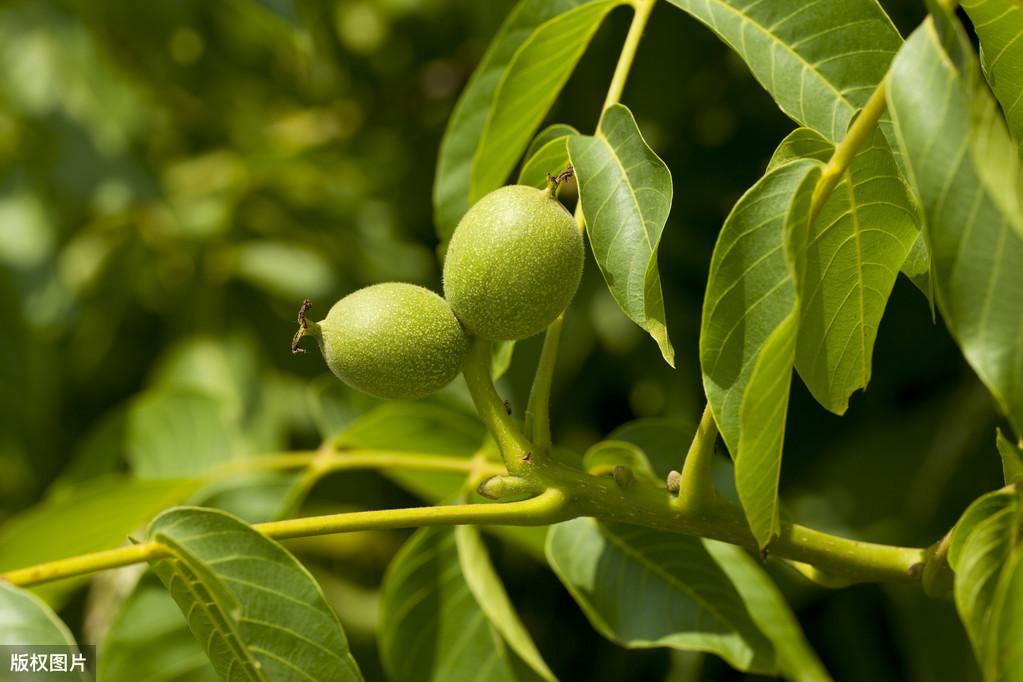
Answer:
(443, 185, 584, 340)
(317, 283, 469, 400)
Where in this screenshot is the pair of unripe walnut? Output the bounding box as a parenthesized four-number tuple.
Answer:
(295, 185, 584, 399)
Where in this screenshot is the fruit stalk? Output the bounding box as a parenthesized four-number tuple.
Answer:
(461, 338, 536, 473)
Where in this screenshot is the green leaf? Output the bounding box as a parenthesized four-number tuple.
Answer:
(664, 0, 902, 142)
(0, 475, 200, 605)
(335, 401, 487, 501)
(128, 389, 248, 479)
(492, 340, 517, 381)
(380, 526, 547, 682)
(607, 417, 696, 477)
(433, 0, 623, 240)
(962, 0, 1023, 153)
(0, 581, 78, 647)
(887, 17, 1023, 436)
(517, 124, 578, 189)
(580, 439, 659, 483)
(702, 541, 831, 682)
(570, 103, 675, 365)
(998, 429, 1023, 485)
(455, 525, 556, 681)
(546, 518, 775, 674)
(252, 0, 298, 26)
(230, 241, 336, 302)
(700, 159, 822, 546)
(769, 126, 920, 414)
(948, 489, 1023, 680)
(146, 506, 362, 681)
(0, 582, 90, 680)
(100, 576, 219, 682)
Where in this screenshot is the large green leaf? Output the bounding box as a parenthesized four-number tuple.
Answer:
(128, 389, 248, 479)
(0, 475, 200, 605)
(379, 526, 547, 682)
(146, 506, 362, 681)
(949, 489, 1023, 680)
(0, 581, 78, 646)
(569, 103, 675, 365)
(517, 124, 578, 189)
(887, 16, 1023, 436)
(455, 525, 556, 681)
(664, 0, 902, 142)
(768, 126, 920, 414)
(545, 518, 775, 674)
(700, 159, 822, 546)
(702, 541, 831, 682)
(962, 0, 1023, 152)
(0, 582, 90, 680)
(433, 0, 623, 239)
(100, 576, 219, 682)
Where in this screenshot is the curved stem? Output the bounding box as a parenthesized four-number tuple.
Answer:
(602, 0, 657, 112)
(525, 315, 564, 454)
(269, 450, 506, 519)
(462, 338, 535, 472)
(921, 528, 955, 597)
(676, 403, 720, 512)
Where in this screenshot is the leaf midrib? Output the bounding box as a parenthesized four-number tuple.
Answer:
(697, 0, 856, 132)
(162, 555, 266, 682)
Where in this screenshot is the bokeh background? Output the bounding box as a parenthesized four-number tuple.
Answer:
(0, 0, 1005, 679)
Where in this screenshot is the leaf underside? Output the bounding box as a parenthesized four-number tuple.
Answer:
(147, 507, 362, 682)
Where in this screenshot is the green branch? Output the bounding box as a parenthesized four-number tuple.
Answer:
(2, 489, 570, 588)
(525, 315, 564, 455)
(675, 403, 721, 512)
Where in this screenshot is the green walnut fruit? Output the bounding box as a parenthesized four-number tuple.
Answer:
(443, 185, 584, 340)
(294, 283, 469, 400)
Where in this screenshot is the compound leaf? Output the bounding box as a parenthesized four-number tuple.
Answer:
(146, 506, 362, 682)
(570, 103, 675, 365)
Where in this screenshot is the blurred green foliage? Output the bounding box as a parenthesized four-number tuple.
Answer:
(0, 0, 1005, 679)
